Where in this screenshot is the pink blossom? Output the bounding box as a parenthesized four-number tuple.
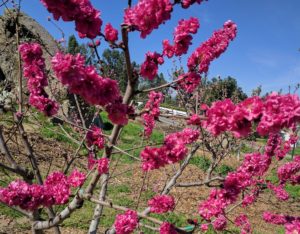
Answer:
(238, 96, 263, 121)
(212, 215, 227, 231)
(263, 212, 289, 225)
(97, 158, 109, 175)
(68, 169, 86, 187)
(242, 193, 257, 207)
(87, 153, 109, 174)
(88, 152, 97, 170)
(265, 132, 296, 160)
(162, 17, 200, 60)
(142, 113, 156, 137)
(0, 171, 77, 211)
(265, 216, 300, 234)
(114, 210, 138, 234)
(162, 40, 174, 58)
(141, 146, 166, 171)
(235, 214, 252, 234)
(199, 153, 271, 221)
(29, 95, 59, 117)
(94, 39, 101, 47)
(202, 99, 235, 136)
(105, 23, 118, 42)
(257, 93, 300, 136)
(180, 128, 200, 144)
(198, 189, 228, 220)
(52, 52, 128, 124)
(19, 42, 43, 64)
(142, 91, 164, 136)
(181, 0, 204, 9)
(159, 222, 178, 234)
(187, 114, 201, 125)
(0, 180, 46, 210)
(148, 195, 175, 213)
(275, 136, 297, 160)
(124, 0, 173, 38)
(178, 72, 201, 93)
(277, 156, 300, 185)
(200, 224, 209, 232)
(239, 153, 271, 177)
(52, 52, 121, 106)
(267, 183, 289, 201)
(172, 17, 200, 56)
(140, 52, 164, 80)
(265, 133, 282, 157)
(88, 40, 101, 48)
(86, 126, 105, 149)
(19, 43, 58, 116)
(141, 128, 199, 170)
(188, 20, 237, 74)
(228, 106, 252, 138)
(106, 102, 134, 125)
(40, 0, 102, 39)
(262, 212, 300, 233)
(201, 94, 300, 138)
(285, 220, 300, 234)
(44, 172, 70, 205)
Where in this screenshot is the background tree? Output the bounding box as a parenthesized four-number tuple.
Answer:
(203, 76, 247, 104)
(251, 85, 262, 97)
(67, 35, 97, 65)
(101, 49, 128, 93)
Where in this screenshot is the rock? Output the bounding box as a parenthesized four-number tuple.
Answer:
(0, 9, 67, 112)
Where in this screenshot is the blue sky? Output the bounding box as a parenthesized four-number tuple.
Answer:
(3, 0, 300, 95)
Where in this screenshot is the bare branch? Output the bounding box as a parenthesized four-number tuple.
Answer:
(175, 176, 224, 187)
(0, 127, 32, 181)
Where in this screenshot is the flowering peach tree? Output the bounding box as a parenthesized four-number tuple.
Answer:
(0, 0, 299, 234)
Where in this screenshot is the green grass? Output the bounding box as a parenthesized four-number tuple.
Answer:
(32, 112, 80, 148)
(285, 184, 300, 198)
(109, 184, 131, 194)
(60, 201, 118, 230)
(291, 147, 300, 155)
(256, 138, 267, 144)
(140, 190, 156, 202)
(266, 169, 300, 199)
(101, 110, 164, 163)
(217, 164, 234, 176)
(41, 126, 74, 145)
(0, 203, 25, 219)
(240, 143, 253, 153)
(190, 156, 211, 171)
(107, 184, 135, 208)
(190, 156, 234, 176)
(160, 103, 186, 111)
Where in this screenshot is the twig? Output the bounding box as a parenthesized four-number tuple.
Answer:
(139, 76, 185, 93)
(58, 124, 80, 145)
(175, 176, 224, 187)
(111, 144, 141, 161)
(73, 94, 86, 129)
(0, 127, 32, 182)
(15, 12, 23, 113)
(86, 195, 163, 225)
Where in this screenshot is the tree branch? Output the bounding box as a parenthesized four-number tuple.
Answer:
(0, 127, 32, 182)
(88, 25, 138, 233)
(175, 176, 224, 187)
